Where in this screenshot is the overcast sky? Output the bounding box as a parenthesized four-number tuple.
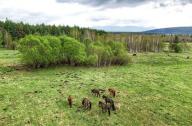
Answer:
(0, 0, 192, 32)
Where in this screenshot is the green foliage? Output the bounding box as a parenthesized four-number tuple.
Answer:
(112, 53, 131, 65)
(3, 31, 15, 49)
(169, 43, 182, 53)
(85, 54, 98, 66)
(175, 44, 182, 53)
(1, 19, 192, 53)
(174, 35, 179, 43)
(169, 36, 182, 53)
(18, 35, 131, 68)
(18, 35, 87, 67)
(108, 42, 132, 65)
(19, 35, 51, 68)
(91, 42, 108, 67)
(18, 35, 66, 68)
(0, 29, 16, 49)
(178, 43, 191, 52)
(0, 19, 106, 41)
(83, 39, 92, 47)
(0, 31, 3, 47)
(45, 36, 62, 64)
(60, 36, 86, 66)
(84, 41, 131, 66)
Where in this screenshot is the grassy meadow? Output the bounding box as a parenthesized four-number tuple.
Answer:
(0, 48, 192, 126)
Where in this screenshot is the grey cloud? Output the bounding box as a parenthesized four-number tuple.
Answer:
(56, 0, 192, 8)
(56, 0, 151, 7)
(159, 3, 168, 7)
(180, 0, 192, 5)
(91, 17, 108, 22)
(0, 8, 56, 24)
(158, 0, 192, 7)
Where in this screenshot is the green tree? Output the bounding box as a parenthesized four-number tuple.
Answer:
(85, 54, 98, 66)
(60, 36, 86, 66)
(18, 35, 131, 68)
(19, 35, 52, 68)
(44, 36, 62, 64)
(0, 31, 3, 47)
(4, 31, 14, 49)
(108, 41, 131, 65)
(170, 36, 182, 53)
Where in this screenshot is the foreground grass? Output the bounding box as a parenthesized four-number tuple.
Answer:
(0, 49, 192, 126)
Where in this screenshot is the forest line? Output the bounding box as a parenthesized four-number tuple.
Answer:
(0, 19, 191, 55)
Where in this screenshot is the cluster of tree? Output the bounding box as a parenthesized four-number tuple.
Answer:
(0, 31, 3, 48)
(0, 19, 106, 40)
(0, 28, 16, 49)
(93, 33, 192, 53)
(159, 34, 192, 43)
(111, 34, 164, 52)
(169, 36, 191, 53)
(169, 36, 181, 53)
(18, 35, 131, 68)
(1, 19, 192, 52)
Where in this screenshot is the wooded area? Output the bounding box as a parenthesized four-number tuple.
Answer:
(0, 19, 191, 53)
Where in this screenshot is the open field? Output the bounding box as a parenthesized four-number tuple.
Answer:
(0, 48, 192, 126)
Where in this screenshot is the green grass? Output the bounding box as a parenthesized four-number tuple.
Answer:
(0, 48, 21, 67)
(0, 48, 192, 126)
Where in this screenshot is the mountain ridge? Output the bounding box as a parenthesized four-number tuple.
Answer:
(144, 27, 192, 35)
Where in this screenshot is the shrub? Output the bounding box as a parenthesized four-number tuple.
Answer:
(18, 35, 131, 68)
(108, 41, 131, 65)
(169, 36, 182, 53)
(0, 32, 3, 47)
(169, 43, 182, 53)
(178, 43, 191, 52)
(9, 41, 17, 50)
(4, 32, 13, 49)
(83, 39, 92, 47)
(59, 36, 86, 66)
(112, 53, 132, 65)
(85, 54, 98, 66)
(87, 41, 131, 66)
(89, 42, 113, 67)
(44, 36, 62, 64)
(108, 41, 126, 56)
(92, 43, 105, 67)
(18, 35, 53, 68)
(100, 45, 113, 66)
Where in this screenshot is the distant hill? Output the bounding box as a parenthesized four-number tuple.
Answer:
(94, 26, 153, 32)
(144, 27, 192, 35)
